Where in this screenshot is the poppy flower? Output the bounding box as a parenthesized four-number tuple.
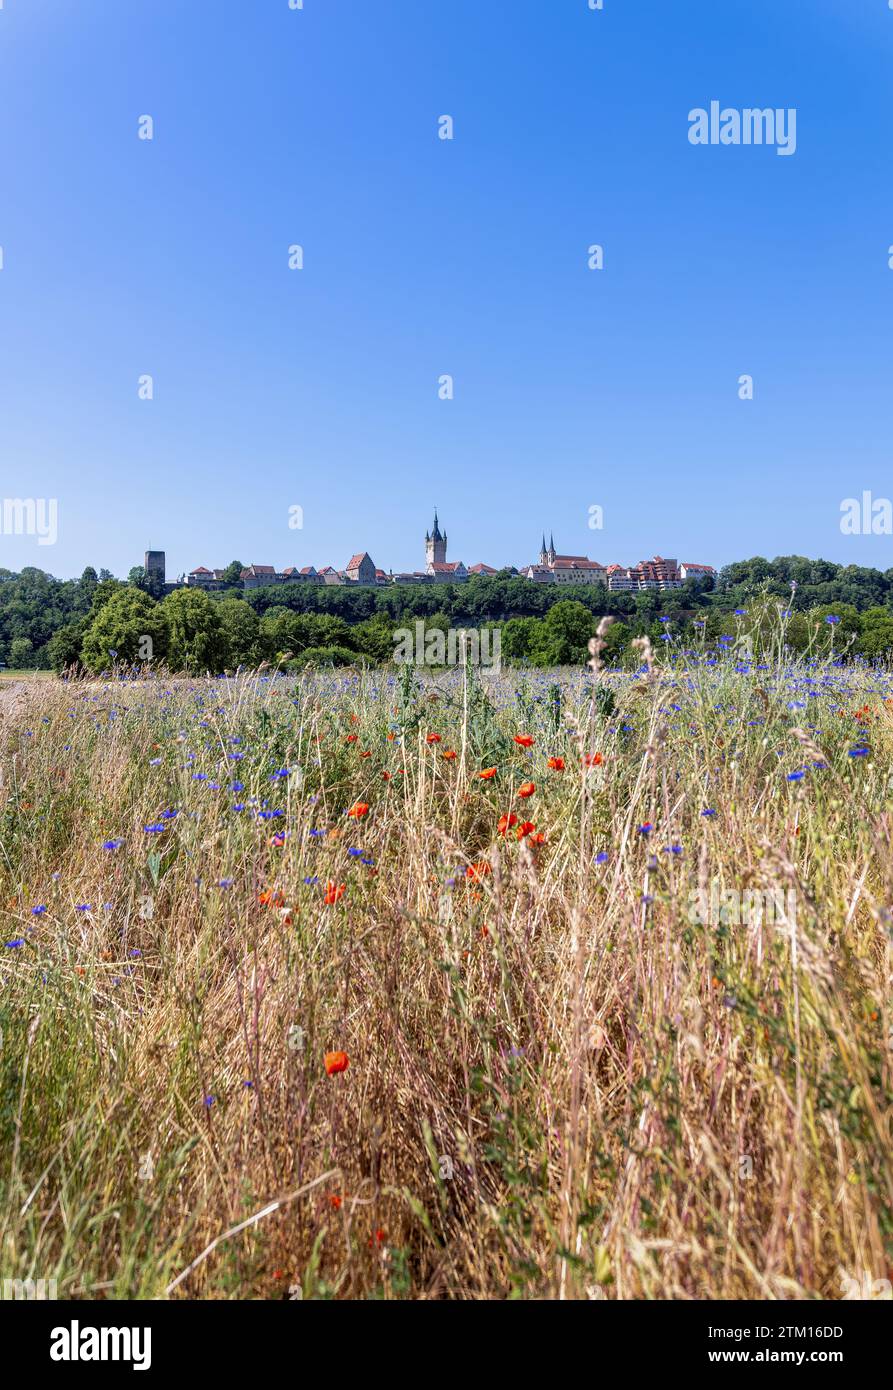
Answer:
(466, 861, 491, 881)
(324, 1050, 349, 1076)
(382, 771, 392, 780)
(442, 750, 457, 761)
(328, 1194, 343, 1210)
(529, 831, 546, 845)
(269, 831, 286, 848)
(345, 734, 358, 744)
(547, 757, 565, 771)
(323, 882, 346, 905)
(584, 753, 603, 768)
(347, 802, 370, 818)
(517, 782, 535, 799)
(426, 733, 442, 744)
(478, 767, 497, 780)
(514, 735, 534, 748)
(497, 812, 519, 835)
(516, 821, 536, 839)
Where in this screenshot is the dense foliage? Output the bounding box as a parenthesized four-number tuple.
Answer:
(4, 556, 893, 672)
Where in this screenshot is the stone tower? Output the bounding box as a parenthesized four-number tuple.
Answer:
(425, 511, 447, 567)
(144, 550, 166, 586)
(539, 532, 556, 566)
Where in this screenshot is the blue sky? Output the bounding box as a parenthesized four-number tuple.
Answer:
(1, 0, 892, 580)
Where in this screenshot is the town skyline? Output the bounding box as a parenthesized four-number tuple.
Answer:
(149, 510, 716, 595)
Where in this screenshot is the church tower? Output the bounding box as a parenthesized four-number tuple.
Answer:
(539, 532, 556, 567)
(425, 510, 447, 567)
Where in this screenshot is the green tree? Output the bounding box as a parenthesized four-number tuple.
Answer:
(220, 560, 245, 588)
(163, 588, 226, 672)
(46, 621, 87, 673)
(858, 607, 893, 660)
(533, 600, 596, 666)
(8, 636, 35, 669)
(216, 598, 261, 668)
(500, 617, 540, 661)
(81, 590, 168, 672)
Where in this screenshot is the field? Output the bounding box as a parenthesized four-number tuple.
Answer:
(1, 655, 891, 1301)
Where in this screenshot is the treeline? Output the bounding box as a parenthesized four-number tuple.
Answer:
(4, 557, 893, 671)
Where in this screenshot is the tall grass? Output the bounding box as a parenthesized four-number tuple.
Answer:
(0, 656, 891, 1299)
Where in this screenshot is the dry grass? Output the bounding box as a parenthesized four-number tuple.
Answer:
(0, 658, 891, 1300)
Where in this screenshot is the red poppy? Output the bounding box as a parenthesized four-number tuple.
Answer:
(514, 735, 534, 748)
(442, 749, 457, 761)
(478, 767, 497, 780)
(517, 782, 535, 799)
(324, 1050, 349, 1076)
(323, 882, 346, 905)
(347, 802, 370, 818)
(345, 734, 358, 744)
(426, 733, 442, 744)
(466, 861, 491, 881)
(497, 812, 519, 835)
(584, 753, 603, 767)
(547, 757, 565, 771)
(515, 820, 536, 839)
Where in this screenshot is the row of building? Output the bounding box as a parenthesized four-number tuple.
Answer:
(144, 514, 715, 596)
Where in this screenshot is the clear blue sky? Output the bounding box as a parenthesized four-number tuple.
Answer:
(1, 0, 892, 580)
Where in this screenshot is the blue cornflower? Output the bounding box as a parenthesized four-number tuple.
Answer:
(31, 905, 47, 916)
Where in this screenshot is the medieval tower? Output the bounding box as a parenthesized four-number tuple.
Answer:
(425, 511, 447, 567)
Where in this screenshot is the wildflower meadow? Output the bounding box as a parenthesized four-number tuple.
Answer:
(1, 651, 891, 1301)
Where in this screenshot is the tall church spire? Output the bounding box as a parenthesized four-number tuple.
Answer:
(426, 510, 447, 568)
